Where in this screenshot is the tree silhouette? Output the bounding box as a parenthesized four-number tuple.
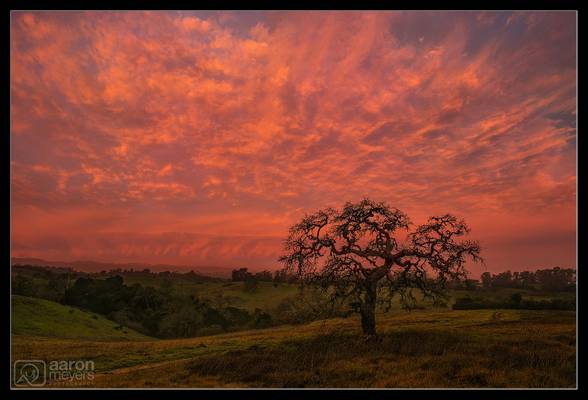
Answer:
(279, 199, 482, 338)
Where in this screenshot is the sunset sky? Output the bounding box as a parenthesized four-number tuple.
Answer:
(10, 11, 576, 276)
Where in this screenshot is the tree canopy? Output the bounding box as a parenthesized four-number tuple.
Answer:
(279, 199, 482, 336)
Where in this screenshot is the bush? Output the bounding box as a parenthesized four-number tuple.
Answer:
(222, 307, 252, 327)
(510, 293, 523, 306)
(251, 308, 273, 328)
(243, 278, 259, 293)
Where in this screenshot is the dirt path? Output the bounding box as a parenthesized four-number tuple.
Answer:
(99, 357, 195, 376)
(43, 357, 196, 387)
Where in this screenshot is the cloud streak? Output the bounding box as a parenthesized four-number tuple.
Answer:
(11, 11, 576, 274)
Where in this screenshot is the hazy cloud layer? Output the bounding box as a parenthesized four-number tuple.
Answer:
(11, 11, 576, 274)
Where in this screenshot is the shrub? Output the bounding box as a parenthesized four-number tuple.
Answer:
(243, 278, 259, 293)
(251, 308, 273, 328)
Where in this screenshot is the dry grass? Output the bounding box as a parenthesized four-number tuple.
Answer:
(11, 309, 576, 388)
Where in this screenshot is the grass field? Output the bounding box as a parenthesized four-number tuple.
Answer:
(11, 308, 576, 388)
(119, 276, 575, 313)
(11, 295, 150, 341)
(121, 277, 301, 311)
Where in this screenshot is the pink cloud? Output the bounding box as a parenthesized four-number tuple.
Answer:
(11, 11, 576, 274)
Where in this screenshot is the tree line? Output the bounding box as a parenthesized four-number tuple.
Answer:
(478, 267, 576, 292)
(63, 275, 277, 337)
(453, 292, 575, 310)
(231, 267, 298, 283)
(11, 264, 341, 338)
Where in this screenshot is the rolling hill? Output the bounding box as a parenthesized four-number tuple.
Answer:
(11, 257, 236, 278)
(11, 308, 576, 388)
(11, 295, 150, 341)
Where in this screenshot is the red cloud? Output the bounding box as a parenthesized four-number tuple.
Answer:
(11, 11, 576, 274)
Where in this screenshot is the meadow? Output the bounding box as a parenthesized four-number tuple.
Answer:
(11, 295, 149, 340)
(10, 265, 576, 388)
(12, 307, 575, 388)
(11, 281, 576, 388)
(122, 277, 301, 312)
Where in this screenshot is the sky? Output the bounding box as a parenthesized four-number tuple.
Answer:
(10, 11, 576, 276)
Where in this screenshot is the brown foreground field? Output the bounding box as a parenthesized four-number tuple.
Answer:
(11, 308, 576, 388)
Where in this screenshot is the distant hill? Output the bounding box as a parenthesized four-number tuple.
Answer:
(11, 295, 151, 340)
(11, 257, 236, 278)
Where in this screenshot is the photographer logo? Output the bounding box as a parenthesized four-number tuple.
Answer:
(13, 359, 95, 387)
(13, 360, 46, 387)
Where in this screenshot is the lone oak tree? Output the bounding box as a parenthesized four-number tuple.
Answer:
(279, 199, 482, 338)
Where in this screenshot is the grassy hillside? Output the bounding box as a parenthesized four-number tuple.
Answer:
(11, 308, 576, 388)
(120, 277, 300, 312)
(11, 295, 150, 341)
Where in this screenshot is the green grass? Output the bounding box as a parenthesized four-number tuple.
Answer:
(121, 275, 574, 313)
(121, 277, 301, 311)
(204, 281, 300, 310)
(11, 295, 150, 341)
(11, 308, 576, 388)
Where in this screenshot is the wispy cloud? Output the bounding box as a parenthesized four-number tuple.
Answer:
(11, 11, 576, 272)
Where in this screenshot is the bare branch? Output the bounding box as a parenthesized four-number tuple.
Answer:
(278, 199, 483, 336)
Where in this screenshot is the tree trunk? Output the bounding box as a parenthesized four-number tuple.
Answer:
(360, 283, 377, 337)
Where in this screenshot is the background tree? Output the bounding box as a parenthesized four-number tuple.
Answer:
(480, 272, 493, 289)
(464, 279, 479, 291)
(492, 270, 513, 288)
(535, 267, 576, 292)
(231, 268, 251, 282)
(518, 271, 537, 289)
(279, 199, 482, 338)
(254, 270, 274, 282)
(243, 275, 259, 293)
